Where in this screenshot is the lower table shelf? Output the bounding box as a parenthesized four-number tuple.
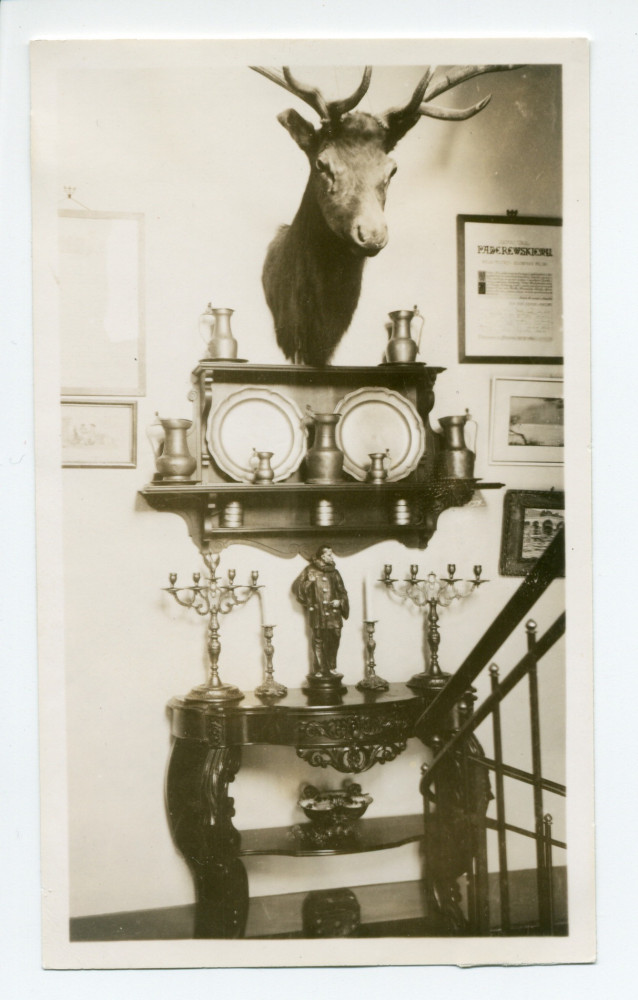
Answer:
(238, 813, 423, 857)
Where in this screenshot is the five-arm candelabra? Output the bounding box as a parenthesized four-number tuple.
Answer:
(381, 562, 488, 691)
(164, 550, 262, 702)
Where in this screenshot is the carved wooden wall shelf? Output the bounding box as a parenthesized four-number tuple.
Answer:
(140, 362, 503, 557)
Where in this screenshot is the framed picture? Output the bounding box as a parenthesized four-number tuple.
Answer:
(500, 489, 565, 576)
(61, 400, 137, 468)
(490, 376, 564, 465)
(58, 210, 146, 395)
(457, 214, 562, 363)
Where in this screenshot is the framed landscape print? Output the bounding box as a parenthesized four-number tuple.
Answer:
(458, 214, 562, 363)
(58, 210, 146, 396)
(490, 376, 564, 465)
(61, 400, 137, 468)
(500, 489, 565, 576)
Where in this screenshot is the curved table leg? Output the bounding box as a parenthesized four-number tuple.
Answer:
(166, 739, 248, 938)
(420, 731, 492, 935)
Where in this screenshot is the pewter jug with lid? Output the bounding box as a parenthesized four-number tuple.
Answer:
(199, 305, 238, 360)
(438, 410, 477, 479)
(149, 417, 197, 481)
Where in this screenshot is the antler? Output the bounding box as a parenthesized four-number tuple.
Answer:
(382, 64, 525, 146)
(251, 65, 372, 123)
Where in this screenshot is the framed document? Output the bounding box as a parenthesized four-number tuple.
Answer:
(458, 214, 562, 363)
(58, 210, 146, 395)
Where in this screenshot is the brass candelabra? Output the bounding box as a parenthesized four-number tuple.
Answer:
(164, 550, 262, 702)
(381, 563, 488, 691)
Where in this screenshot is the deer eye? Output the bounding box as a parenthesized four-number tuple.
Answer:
(315, 156, 333, 176)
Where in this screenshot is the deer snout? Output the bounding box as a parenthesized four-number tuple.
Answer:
(351, 221, 388, 256)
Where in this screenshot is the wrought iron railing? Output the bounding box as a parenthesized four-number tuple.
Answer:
(416, 527, 566, 935)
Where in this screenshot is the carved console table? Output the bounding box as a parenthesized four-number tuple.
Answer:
(166, 683, 436, 938)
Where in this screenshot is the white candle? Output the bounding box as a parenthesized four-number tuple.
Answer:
(260, 588, 271, 627)
(364, 576, 375, 621)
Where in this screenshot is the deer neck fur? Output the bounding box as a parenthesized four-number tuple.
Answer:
(263, 182, 366, 366)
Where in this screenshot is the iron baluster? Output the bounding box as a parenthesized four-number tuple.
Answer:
(543, 814, 556, 934)
(526, 620, 551, 933)
(489, 663, 511, 934)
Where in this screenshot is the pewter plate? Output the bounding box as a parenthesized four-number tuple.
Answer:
(334, 387, 425, 482)
(207, 387, 306, 483)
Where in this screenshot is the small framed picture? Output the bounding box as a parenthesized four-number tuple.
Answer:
(457, 214, 562, 363)
(61, 400, 137, 468)
(500, 489, 565, 576)
(490, 376, 563, 465)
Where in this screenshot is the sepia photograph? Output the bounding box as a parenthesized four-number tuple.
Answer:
(490, 377, 565, 464)
(499, 490, 565, 577)
(27, 35, 592, 971)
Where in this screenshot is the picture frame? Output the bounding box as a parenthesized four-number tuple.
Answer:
(58, 210, 146, 396)
(457, 214, 562, 363)
(490, 376, 564, 465)
(61, 400, 137, 468)
(500, 489, 565, 576)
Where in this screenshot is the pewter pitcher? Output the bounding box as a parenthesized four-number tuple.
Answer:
(305, 410, 345, 484)
(199, 305, 238, 360)
(385, 306, 424, 364)
(152, 418, 197, 481)
(438, 412, 477, 479)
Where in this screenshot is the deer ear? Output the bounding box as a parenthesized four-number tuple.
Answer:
(277, 109, 316, 152)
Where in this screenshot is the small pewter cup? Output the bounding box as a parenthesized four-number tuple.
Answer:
(313, 498, 337, 527)
(222, 501, 244, 527)
(392, 498, 411, 525)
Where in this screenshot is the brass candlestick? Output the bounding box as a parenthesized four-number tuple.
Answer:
(255, 625, 287, 698)
(164, 551, 262, 702)
(381, 563, 488, 691)
(356, 621, 389, 691)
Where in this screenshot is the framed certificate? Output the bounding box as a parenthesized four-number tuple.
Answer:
(458, 214, 562, 363)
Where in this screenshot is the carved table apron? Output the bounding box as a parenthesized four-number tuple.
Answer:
(166, 683, 427, 938)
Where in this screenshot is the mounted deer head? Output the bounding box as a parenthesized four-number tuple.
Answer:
(253, 64, 523, 365)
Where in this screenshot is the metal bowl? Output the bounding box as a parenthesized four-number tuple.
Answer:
(298, 783, 372, 827)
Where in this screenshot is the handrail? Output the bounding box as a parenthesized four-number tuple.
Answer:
(414, 524, 565, 739)
(470, 754, 566, 797)
(422, 612, 565, 787)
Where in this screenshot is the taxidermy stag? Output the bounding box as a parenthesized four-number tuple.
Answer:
(252, 64, 522, 365)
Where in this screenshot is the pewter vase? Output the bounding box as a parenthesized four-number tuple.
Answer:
(385, 307, 424, 364)
(305, 413, 344, 484)
(155, 419, 197, 481)
(366, 451, 389, 483)
(438, 414, 476, 479)
(253, 450, 275, 483)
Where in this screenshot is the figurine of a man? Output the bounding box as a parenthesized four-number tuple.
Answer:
(292, 545, 350, 676)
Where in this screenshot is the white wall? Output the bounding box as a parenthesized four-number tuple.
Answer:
(33, 43, 564, 917)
